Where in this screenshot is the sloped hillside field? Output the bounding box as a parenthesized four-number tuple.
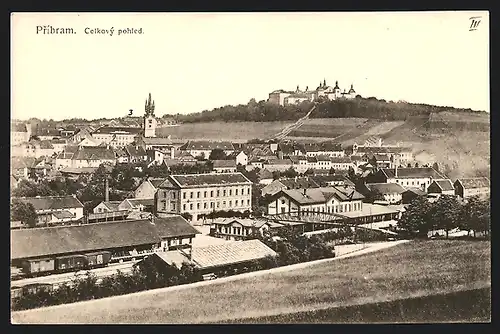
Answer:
(12, 240, 490, 324)
(156, 121, 294, 142)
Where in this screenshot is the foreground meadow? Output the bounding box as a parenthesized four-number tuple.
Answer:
(12, 240, 490, 324)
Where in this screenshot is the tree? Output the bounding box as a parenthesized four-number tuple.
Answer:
(11, 200, 38, 227)
(460, 196, 490, 237)
(12, 179, 56, 197)
(209, 149, 226, 161)
(328, 167, 336, 175)
(398, 196, 433, 238)
(282, 167, 298, 178)
(430, 195, 461, 239)
(272, 171, 280, 180)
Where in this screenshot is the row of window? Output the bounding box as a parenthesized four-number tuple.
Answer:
(182, 199, 251, 211)
(394, 179, 430, 187)
(280, 201, 362, 213)
(175, 187, 251, 200)
(217, 225, 252, 235)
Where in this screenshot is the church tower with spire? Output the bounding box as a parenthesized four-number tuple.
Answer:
(144, 93, 157, 138)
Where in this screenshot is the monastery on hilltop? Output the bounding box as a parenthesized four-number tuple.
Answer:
(268, 79, 357, 106)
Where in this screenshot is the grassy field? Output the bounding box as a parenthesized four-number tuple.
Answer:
(287, 118, 379, 140)
(12, 240, 491, 324)
(156, 121, 293, 142)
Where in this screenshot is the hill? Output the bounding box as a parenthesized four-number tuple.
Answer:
(11, 240, 491, 324)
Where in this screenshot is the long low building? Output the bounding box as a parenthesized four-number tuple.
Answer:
(11, 216, 201, 266)
(136, 239, 278, 274)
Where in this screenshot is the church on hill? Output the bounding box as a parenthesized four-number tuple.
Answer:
(268, 79, 357, 106)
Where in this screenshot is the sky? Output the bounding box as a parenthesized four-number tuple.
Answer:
(11, 11, 490, 121)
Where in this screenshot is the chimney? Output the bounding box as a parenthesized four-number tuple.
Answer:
(171, 146, 175, 159)
(278, 151, 283, 159)
(105, 177, 109, 202)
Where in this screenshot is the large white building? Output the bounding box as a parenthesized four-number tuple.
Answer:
(155, 173, 253, 222)
(268, 79, 357, 106)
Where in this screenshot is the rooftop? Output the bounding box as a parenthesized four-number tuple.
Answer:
(339, 203, 399, 219)
(455, 177, 490, 189)
(191, 239, 277, 269)
(366, 183, 407, 194)
(11, 216, 199, 260)
(432, 179, 455, 192)
(12, 195, 84, 211)
(93, 126, 142, 135)
(161, 173, 252, 188)
(182, 140, 234, 151)
(380, 167, 444, 179)
(212, 160, 237, 168)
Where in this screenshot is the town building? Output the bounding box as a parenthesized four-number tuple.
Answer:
(261, 177, 323, 197)
(427, 179, 455, 196)
(93, 201, 122, 214)
(134, 178, 166, 199)
(302, 142, 345, 158)
(11, 123, 32, 147)
(119, 198, 155, 213)
(401, 188, 427, 204)
(11, 140, 57, 158)
(266, 186, 365, 215)
(211, 218, 284, 241)
(11, 157, 37, 180)
(119, 145, 148, 164)
(228, 151, 248, 166)
(453, 177, 490, 199)
(212, 160, 237, 173)
(258, 168, 274, 185)
(91, 126, 143, 149)
(262, 158, 294, 172)
(180, 140, 234, 160)
(367, 167, 444, 192)
(365, 183, 406, 204)
(68, 146, 117, 168)
(12, 195, 84, 226)
(155, 173, 253, 222)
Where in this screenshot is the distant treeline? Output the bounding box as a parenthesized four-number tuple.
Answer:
(176, 97, 487, 124)
(178, 99, 311, 123)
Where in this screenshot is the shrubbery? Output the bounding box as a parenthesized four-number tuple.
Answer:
(398, 195, 490, 239)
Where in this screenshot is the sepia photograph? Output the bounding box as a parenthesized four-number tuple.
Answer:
(10, 11, 490, 324)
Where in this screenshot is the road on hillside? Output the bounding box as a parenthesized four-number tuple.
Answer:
(270, 103, 317, 141)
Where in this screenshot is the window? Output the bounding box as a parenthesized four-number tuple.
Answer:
(204, 202, 207, 209)
(247, 188, 250, 195)
(229, 201, 232, 207)
(190, 192, 193, 199)
(247, 199, 250, 206)
(235, 200, 238, 206)
(183, 204, 186, 210)
(210, 190, 214, 197)
(223, 190, 226, 196)
(223, 201, 226, 207)
(217, 190, 220, 196)
(172, 203, 176, 211)
(163, 191, 167, 198)
(204, 191, 207, 198)
(197, 191, 200, 198)
(197, 203, 200, 209)
(210, 202, 214, 208)
(172, 192, 176, 199)
(183, 192, 186, 199)
(229, 189, 232, 196)
(235, 189, 238, 196)
(190, 204, 193, 210)
(217, 202, 220, 208)
(162, 202, 166, 210)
